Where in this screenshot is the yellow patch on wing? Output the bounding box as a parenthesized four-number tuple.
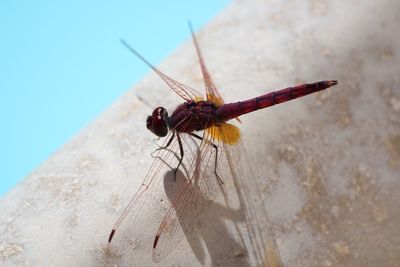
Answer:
(207, 93, 224, 106)
(194, 96, 204, 102)
(207, 122, 241, 145)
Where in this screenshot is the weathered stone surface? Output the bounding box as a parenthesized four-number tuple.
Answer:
(1, 0, 399, 266)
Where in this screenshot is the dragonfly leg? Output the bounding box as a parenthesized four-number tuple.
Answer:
(189, 133, 223, 185)
(174, 133, 184, 180)
(151, 131, 175, 158)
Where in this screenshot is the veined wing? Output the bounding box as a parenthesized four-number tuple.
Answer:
(211, 122, 284, 266)
(108, 128, 182, 245)
(151, 118, 227, 261)
(188, 23, 224, 106)
(121, 40, 202, 102)
(109, 115, 226, 262)
(220, 136, 283, 267)
(189, 23, 242, 125)
(151, 122, 282, 265)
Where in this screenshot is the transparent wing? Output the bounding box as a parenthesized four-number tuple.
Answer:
(110, 117, 225, 261)
(151, 124, 224, 261)
(188, 23, 224, 106)
(152, 120, 282, 265)
(218, 128, 283, 266)
(121, 40, 202, 101)
(189, 24, 242, 123)
(108, 129, 181, 245)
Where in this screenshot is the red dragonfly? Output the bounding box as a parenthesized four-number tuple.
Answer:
(108, 24, 337, 263)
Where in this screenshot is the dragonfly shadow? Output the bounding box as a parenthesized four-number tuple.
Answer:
(161, 168, 251, 266)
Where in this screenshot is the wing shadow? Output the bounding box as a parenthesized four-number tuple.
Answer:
(160, 168, 251, 266)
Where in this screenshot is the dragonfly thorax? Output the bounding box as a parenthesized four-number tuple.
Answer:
(146, 107, 170, 137)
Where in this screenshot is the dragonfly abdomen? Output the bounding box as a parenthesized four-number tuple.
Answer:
(216, 80, 338, 121)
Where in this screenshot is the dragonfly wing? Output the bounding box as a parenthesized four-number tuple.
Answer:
(214, 125, 283, 266)
(121, 40, 202, 101)
(158, 71, 203, 102)
(152, 129, 224, 262)
(152, 171, 206, 262)
(150, 121, 275, 265)
(188, 23, 225, 106)
(206, 122, 241, 145)
(109, 130, 189, 250)
(189, 25, 243, 124)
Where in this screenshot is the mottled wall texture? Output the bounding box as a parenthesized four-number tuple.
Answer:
(1, 1, 399, 266)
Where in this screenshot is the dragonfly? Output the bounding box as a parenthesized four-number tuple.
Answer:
(108, 23, 337, 263)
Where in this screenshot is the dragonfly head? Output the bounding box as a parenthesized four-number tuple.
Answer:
(146, 107, 169, 137)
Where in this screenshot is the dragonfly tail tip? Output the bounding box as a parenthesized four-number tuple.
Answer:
(328, 80, 338, 87)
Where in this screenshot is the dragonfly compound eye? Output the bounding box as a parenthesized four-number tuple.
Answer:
(146, 107, 169, 137)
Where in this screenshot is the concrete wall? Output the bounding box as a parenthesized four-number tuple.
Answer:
(1, 1, 399, 266)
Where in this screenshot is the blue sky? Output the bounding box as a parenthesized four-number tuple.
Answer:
(0, 0, 230, 196)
